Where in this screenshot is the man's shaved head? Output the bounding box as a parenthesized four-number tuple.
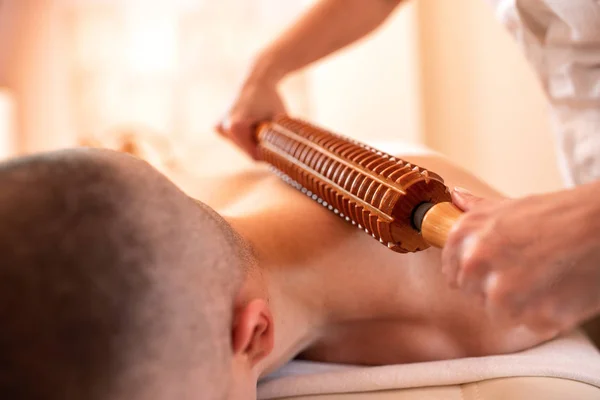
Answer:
(0, 149, 245, 399)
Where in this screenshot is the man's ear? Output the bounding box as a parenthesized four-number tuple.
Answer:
(231, 299, 274, 366)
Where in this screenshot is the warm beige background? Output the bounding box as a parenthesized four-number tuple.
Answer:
(416, 0, 562, 197)
(306, 1, 423, 145)
(0, 0, 564, 197)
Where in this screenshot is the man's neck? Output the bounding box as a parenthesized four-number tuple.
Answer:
(227, 215, 328, 378)
(256, 270, 325, 378)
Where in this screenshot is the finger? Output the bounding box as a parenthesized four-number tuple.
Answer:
(455, 235, 490, 298)
(230, 121, 260, 160)
(485, 298, 517, 328)
(451, 187, 487, 211)
(227, 134, 258, 160)
(518, 300, 564, 337)
(215, 121, 227, 137)
(483, 275, 530, 329)
(441, 220, 467, 288)
(518, 276, 592, 335)
(483, 270, 534, 326)
(441, 250, 460, 289)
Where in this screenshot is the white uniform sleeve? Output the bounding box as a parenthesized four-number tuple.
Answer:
(487, 0, 600, 186)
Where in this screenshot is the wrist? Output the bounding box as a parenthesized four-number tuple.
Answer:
(245, 50, 288, 88)
(583, 181, 600, 224)
(561, 181, 600, 240)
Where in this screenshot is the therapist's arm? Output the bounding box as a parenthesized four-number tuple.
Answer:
(442, 180, 600, 338)
(249, 0, 404, 84)
(216, 0, 405, 158)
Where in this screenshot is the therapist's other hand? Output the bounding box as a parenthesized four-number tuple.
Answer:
(216, 79, 286, 160)
(442, 186, 600, 336)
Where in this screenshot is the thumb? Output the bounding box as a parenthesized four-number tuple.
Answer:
(451, 187, 486, 211)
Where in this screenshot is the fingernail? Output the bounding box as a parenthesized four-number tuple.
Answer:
(453, 186, 471, 194)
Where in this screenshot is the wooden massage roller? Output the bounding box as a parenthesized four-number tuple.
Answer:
(255, 115, 463, 253)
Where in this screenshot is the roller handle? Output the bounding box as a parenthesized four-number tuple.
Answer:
(413, 202, 463, 248)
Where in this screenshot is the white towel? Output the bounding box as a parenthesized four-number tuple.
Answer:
(258, 329, 600, 399)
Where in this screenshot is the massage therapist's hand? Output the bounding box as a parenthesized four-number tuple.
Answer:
(442, 184, 600, 335)
(216, 73, 286, 160)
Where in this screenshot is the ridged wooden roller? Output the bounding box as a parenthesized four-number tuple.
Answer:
(255, 115, 463, 253)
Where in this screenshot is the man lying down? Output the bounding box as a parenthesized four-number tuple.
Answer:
(0, 145, 568, 400)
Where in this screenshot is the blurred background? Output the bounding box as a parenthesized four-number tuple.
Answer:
(0, 0, 562, 197)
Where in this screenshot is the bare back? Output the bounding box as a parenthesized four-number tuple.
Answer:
(171, 143, 551, 365)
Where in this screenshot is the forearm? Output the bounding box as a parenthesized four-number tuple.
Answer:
(570, 180, 600, 235)
(247, 0, 404, 85)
